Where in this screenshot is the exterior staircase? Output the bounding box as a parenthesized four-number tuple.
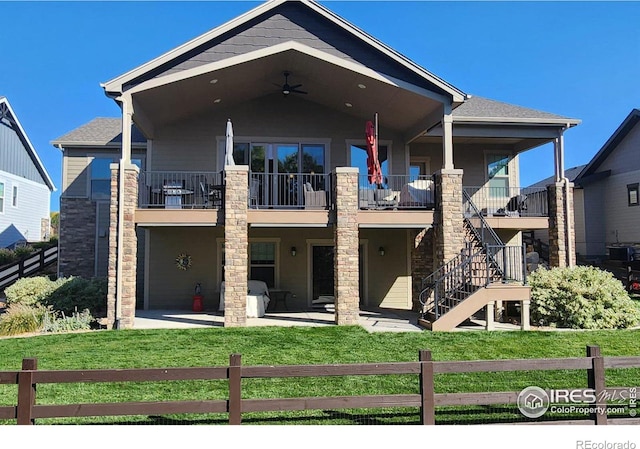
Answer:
(418, 191, 530, 331)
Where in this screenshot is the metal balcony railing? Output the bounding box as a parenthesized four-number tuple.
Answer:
(463, 186, 548, 217)
(358, 174, 435, 210)
(138, 171, 224, 209)
(248, 172, 332, 210)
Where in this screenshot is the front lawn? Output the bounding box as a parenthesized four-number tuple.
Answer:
(1, 327, 639, 424)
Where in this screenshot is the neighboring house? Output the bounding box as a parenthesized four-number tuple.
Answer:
(52, 0, 579, 330)
(0, 96, 56, 249)
(573, 109, 640, 260)
(525, 165, 586, 258)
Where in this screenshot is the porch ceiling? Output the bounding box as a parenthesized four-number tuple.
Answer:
(129, 48, 444, 136)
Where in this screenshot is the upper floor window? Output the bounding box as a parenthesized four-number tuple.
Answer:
(628, 183, 639, 206)
(0, 182, 4, 213)
(90, 158, 112, 200)
(12, 186, 17, 207)
(90, 157, 143, 201)
(487, 153, 510, 197)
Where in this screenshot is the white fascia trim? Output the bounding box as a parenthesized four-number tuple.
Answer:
(138, 223, 219, 227)
(101, 0, 287, 94)
(126, 41, 449, 104)
(358, 224, 434, 229)
(1, 98, 57, 191)
(453, 116, 582, 127)
(249, 223, 330, 228)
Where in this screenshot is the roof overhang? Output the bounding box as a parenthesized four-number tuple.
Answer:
(117, 42, 452, 137)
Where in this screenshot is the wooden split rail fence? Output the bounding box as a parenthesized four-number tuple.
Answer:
(0, 345, 638, 425)
(0, 245, 58, 289)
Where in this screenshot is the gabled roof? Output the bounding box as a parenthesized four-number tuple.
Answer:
(453, 96, 580, 126)
(101, 0, 466, 103)
(51, 118, 147, 148)
(526, 165, 586, 189)
(574, 109, 640, 182)
(0, 97, 56, 191)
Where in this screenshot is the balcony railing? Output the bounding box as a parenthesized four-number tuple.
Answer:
(249, 172, 332, 210)
(463, 186, 548, 218)
(138, 171, 224, 209)
(358, 174, 435, 210)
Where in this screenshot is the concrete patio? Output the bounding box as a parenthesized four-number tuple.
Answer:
(133, 308, 523, 332)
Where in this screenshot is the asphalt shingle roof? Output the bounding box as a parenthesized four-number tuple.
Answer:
(51, 118, 146, 146)
(453, 96, 577, 122)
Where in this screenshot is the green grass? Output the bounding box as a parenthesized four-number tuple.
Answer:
(1, 326, 639, 425)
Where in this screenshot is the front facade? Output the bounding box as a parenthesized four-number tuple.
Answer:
(573, 109, 640, 260)
(0, 97, 55, 248)
(54, 0, 579, 329)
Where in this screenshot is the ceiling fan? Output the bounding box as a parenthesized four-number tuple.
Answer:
(275, 71, 307, 96)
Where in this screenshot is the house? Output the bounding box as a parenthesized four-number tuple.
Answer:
(573, 109, 640, 261)
(52, 0, 579, 330)
(0, 96, 56, 249)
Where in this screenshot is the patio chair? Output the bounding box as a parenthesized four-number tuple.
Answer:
(303, 182, 327, 209)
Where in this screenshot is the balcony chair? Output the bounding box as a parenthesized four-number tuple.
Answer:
(303, 182, 327, 209)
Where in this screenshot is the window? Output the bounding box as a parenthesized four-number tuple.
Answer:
(90, 158, 113, 200)
(487, 153, 510, 197)
(12, 186, 17, 207)
(250, 242, 276, 288)
(628, 183, 639, 206)
(90, 157, 143, 201)
(0, 182, 4, 213)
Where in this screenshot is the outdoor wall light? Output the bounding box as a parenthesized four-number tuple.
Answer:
(291, 247, 297, 257)
(379, 247, 385, 256)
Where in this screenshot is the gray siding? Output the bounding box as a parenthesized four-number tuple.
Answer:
(63, 148, 145, 198)
(602, 170, 640, 247)
(0, 118, 48, 186)
(146, 4, 444, 95)
(151, 93, 404, 173)
(596, 124, 640, 175)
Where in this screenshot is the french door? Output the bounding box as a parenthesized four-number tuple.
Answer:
(250, 143, 325, 207)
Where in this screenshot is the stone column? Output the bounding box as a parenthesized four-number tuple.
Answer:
(58, 197, 96, 278)
(224, 166, 249, 327)
(107, 162, 139, 329)
(434, 169, 465, 269)
(333, 167, 360, 325)
(548, 182, 576, 268)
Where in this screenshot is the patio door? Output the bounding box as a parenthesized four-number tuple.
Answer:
(312, 245, 334, 302)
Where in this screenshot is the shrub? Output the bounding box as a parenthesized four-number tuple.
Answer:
(0, 248, 16, 266)
(42, 309, 94, 333)
(44, 277, 108, 316)
(529, 266, 640, 329)
(13, 246, 34, 259)
(4, 276, 65, 307)
(0, 304, 48, 336)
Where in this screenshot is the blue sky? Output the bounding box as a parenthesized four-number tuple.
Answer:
(1, 1, 639, 212)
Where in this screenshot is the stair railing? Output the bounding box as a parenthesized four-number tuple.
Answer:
(463, 190, 504, 247)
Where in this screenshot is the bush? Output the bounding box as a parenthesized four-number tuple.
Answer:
(44, 277, 108, 316)
(0, 304, 48, 336)
(529, 266, 640, 329)
(42, 309, 94, 333)
(0, 248, 16, 266)
(13, 246, 34, 259)
(4, 276, 65, 307)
